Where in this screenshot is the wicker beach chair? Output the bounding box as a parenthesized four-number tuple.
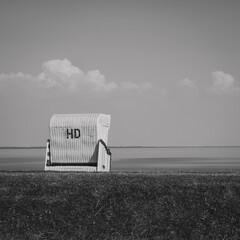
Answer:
(45, 114, 111, 172)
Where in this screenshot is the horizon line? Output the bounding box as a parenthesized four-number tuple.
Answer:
(0, 145, 240, 149)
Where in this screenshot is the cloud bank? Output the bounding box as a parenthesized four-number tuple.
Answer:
(0, 59, 154, 96)
(1, 62, 239, 97)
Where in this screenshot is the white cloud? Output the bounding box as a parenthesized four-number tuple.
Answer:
(208, 71, 240, 94)
(38, 59, 117, 92)
(38, 59, 83, 91)
(0, 59, 157, 96)
(0, 72, 34, 82)
(179, 78, 198, 93)
(0, 59, 118, 94)
(121, 81, 154, 93)
(0, 71, 39, 94)
(42, 59, 82, 78)
(86, 70, 118, 92)
(180, 78, 196, 89)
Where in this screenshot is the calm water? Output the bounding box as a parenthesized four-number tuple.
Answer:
(1, 147, 240, 172)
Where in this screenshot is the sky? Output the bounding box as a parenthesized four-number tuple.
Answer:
(0, 0, 240, 147)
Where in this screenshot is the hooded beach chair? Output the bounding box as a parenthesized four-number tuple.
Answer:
(45, 114, 111, 172)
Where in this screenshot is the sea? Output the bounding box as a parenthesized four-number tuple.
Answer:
(1, 146, 240, 172)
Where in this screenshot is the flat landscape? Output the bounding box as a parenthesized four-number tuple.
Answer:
(1, 171, 240, 239)
(1, 146, 240, 172)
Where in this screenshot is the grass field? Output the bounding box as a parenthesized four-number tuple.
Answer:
(1, 171, 240, 240)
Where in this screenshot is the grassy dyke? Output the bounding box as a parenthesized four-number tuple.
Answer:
(1, 172, 240, 240)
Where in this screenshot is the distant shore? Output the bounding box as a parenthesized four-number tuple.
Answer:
(1, 147, 240, 172)
(1, 145, 240, 149)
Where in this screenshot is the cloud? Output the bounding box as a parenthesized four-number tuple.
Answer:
(179, 78, 198, 93)
(86, 70, 118, 92)
(121, 81, 154, 93)
(38, 59, 83, 91)
(42, 59, 82, 78)
(0, 59, 157, 96)
(208, 71, 240, 94)
(38, 59, 118, 92)
(0, 72, 39, 94)
(0, 59, 118, 94)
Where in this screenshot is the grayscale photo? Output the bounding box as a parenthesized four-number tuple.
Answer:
(0, 0, 240, 239)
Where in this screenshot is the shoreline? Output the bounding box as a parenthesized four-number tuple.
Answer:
(1, 145, 240, 149)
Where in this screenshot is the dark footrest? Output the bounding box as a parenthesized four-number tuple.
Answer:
(47, 162, 97, 167)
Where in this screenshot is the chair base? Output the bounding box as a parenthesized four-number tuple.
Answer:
(45, 165, 97, 172)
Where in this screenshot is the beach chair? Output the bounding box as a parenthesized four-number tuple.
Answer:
(45, 114, 111, 172)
